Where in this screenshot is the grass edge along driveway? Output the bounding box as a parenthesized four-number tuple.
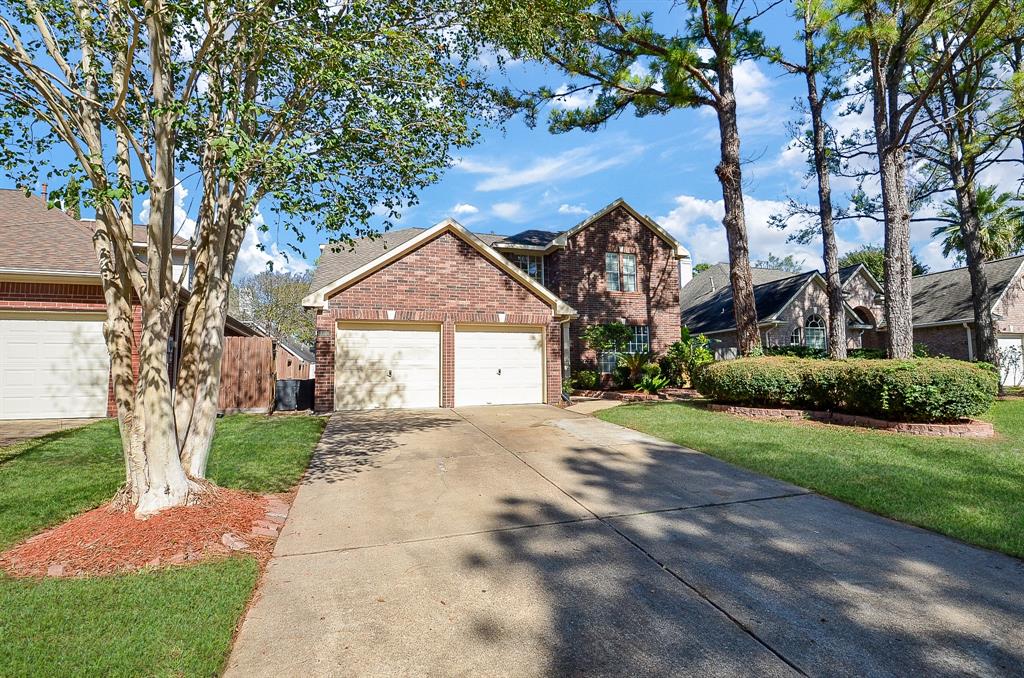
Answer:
(598, 400, 1024, 559)
(0, 414, 325, 677)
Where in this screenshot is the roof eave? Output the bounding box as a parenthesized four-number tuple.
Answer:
(556, 198, 690, 259)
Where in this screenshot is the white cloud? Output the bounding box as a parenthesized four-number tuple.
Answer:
(139, 184, 198, 240)
(557, 203, 589, 216)
(451, 202, 479, 215)
(733, 60, 772, 111)
(234, 210, 311, 277)
(656, 193, 861, 271)
(550, 83, 599, 110)
(491, 201, 524, 221)
(456, 139, 644, 192)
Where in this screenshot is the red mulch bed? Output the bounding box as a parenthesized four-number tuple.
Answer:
(0, 488, 291, 578)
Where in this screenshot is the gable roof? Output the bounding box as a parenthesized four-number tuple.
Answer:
(681, 264, 818, 334)
(303, 218, 576, 317)
(276, 335, 314, 363)
(0, 189, 101, 275)
(911, 254, 1024, 326)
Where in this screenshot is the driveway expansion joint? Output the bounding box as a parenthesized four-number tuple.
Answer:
(452, 409, 810, 676)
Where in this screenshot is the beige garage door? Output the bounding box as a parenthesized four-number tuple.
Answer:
(455, 325, 544, 407)
(0, 314, 110, 420)
(335, 323, 441, 409)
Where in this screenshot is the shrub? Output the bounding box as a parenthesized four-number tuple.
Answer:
(667, 328, 714, 386)
(636, 373, 670, 394)
(763, 345, 826, 359)
(848, 347, 885, 360)
(693, 356, 997, 422)
(618, 351, 653, 387)
(571, 369, 600, 390)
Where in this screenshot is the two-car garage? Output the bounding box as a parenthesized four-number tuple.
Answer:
(333, 322, 546, 410)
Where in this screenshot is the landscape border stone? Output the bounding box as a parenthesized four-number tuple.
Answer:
(705, 403, 994, 438)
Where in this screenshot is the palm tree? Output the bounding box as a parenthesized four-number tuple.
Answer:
(932, 186, 1024, 264)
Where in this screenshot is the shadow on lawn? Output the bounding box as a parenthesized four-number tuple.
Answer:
(302, 410, 456, 484)
(459, 433, 1024, 676)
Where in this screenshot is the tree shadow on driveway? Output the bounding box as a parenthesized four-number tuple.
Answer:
(302, 410, 457, 485)
(461, 437, 1024, 677)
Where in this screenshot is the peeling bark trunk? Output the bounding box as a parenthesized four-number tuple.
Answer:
(714, 67, 759, 355)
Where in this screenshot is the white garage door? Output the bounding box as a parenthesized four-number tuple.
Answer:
(0, 314, 110, 420)
(335, 323, 441, 409)
(998, 336, 1024, 387)
(455, 326, 544, 407)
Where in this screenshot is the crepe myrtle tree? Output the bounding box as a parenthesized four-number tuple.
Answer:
(504, 0, 777, 355)
(0, 0, 498, 516)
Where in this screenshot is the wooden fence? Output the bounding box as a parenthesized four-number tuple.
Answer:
(218, 336, 275, 413)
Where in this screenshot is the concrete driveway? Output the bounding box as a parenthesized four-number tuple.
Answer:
(227, 405, 1024, 677)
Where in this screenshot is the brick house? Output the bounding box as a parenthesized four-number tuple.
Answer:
(303, 199, 689, 411)
(681, 263, 883, 359)
(0, 189, 260, 419)
(680, 254, 1024, 386)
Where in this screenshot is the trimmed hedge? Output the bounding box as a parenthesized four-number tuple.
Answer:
(693, 357, 998, 422)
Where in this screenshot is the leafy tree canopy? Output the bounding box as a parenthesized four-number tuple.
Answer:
(839, 244, 929, 283)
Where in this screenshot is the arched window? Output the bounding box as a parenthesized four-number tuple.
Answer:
(804, 314, 826, 350)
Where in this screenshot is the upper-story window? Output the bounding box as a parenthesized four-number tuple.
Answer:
(511, 254, 544, 284)
(605, 252, 620, 291)
(605, 252, 637, 292)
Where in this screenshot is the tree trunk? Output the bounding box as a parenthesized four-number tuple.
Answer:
(957, 182, 998, 364)
(878, 144, 915, 358)
(803, 30, 846, 359)
(714, 72, 759, 354)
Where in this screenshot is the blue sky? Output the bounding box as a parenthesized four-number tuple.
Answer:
(13, 1, 1020, 278)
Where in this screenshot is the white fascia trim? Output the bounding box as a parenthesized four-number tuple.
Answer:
(553, 198, 690, 259)
(0, 268, 100, 283)
(302, 218, 577, 318)
(492, 242, 561, 255)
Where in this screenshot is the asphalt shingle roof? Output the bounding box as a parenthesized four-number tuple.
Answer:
(493, 229, 562, 247)
(0, 189, 100, 274)
(911, 255, 1024, 325)
(681, 263, 820, 333)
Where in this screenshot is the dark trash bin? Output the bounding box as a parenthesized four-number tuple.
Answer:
(275, 379, 314, 412)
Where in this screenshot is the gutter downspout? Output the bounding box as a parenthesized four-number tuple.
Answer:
(963, 322, 974, 361)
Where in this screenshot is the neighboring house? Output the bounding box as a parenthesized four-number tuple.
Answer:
(275, 336, 315, 380)
(303, 199, 688, 411)
(681, 262, 883, 359)
(0, 189, 260, 420)
(680, 254, 1024, 386)
(905, 255, 1024, 386)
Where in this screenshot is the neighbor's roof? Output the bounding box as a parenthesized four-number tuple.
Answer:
(79, 220, 190, 247)
(911, 254, 1024, 326)
(276, 335, 315, 363)
(681, 264, 818, 334)
(0, 189, 101, 275)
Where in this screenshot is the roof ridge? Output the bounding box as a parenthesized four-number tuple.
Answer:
(912, 253, 1024, 279)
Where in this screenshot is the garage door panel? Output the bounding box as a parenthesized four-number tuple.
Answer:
(0, 316, 110, 420)
(455, 326, 544, 407)
(335, 324, 441, 410)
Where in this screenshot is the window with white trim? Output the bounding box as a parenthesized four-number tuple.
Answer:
(511, 254, 544, 284)
(804, 314, 826, 350)
(605, 252, 620, 291)
(622, 254, 637, 292)
(599, 325, 650, 373)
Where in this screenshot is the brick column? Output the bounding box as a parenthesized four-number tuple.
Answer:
(441, 318, 455, 407)
(314, 313, 335, 413)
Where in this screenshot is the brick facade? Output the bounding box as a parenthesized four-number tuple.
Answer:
(543, 206, 681, 367)
(314, 231, 564, 411)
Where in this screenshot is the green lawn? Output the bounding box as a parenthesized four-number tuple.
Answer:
(0, 413, 325, 677)
(598, 399, 1024, 558)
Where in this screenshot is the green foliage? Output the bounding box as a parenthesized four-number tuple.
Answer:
(580, 323, 632, 353)
(932, 187, 1024, 265)
(753, 253, 805, 272)
(848, 347, 886, 359)
(763, 344, 827, 359)
(667, 328, 714, 386)
(838, 244, 929, 283)
(570, 369, 600, 390)
(617, 351, 653, 387)
(693, 262, 712, 274)
(230, 270, 316, 346)
(693, 357, 998, 422)
(635, 362, 669, 394)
